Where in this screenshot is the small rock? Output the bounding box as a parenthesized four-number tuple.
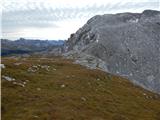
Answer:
(81, 97, 86, 101)
(37, 88, 41, 91)
(37, 64, 41, 67)
(116, 71, 120, 74)
(2, 76, 15, 81)
(143, 93, 147, 96)
(66, 75, 70, 78)
(14, 63, 22, 66)
(27, 67, 37, 72)
(97, 78, 100, 81)
(60, 84, 66, 88)
(23, 82, 26, 84)
(13, 82, 17, 84)
(96, 39, 99, 43)
(33, 115, 39, 118)
(53, 68, 57, 71)
(71, 75, 75, 77)
(13, 82, 25, 87)
(32, 65, 38, 68)
(130, 73, 133, 76)
(41, 65, 50, 71)
(0, 64, 5, 69)
(19, 83, 25, 87)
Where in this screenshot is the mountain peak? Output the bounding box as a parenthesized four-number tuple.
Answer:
(64, 10, 160, 94)
(142, 9, 160, 16)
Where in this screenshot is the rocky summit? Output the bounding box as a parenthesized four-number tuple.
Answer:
(63, 10, 160, 93)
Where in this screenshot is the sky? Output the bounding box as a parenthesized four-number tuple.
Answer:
(1, 0, 160, 40)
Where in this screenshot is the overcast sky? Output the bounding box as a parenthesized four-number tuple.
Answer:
(1, 0, 160, 40)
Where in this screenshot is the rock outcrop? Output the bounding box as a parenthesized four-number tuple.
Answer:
(63, 10, 160, 93)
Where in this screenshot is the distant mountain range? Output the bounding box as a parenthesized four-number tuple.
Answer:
(1, 38, 64, 56)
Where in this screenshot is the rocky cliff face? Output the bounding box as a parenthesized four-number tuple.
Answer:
(64, 10, 160, 93)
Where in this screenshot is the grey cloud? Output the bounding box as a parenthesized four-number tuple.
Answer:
(2, 0, 159, 39)
(3, 1, 159, 24)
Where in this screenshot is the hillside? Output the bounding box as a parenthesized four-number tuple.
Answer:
(63, 10, 160, 93)
(1, 56, 160, 120)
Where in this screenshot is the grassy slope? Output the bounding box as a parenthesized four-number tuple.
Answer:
(1, 56, 160, 120)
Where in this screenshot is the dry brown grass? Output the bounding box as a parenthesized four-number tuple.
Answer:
(1, 56, 160, 120)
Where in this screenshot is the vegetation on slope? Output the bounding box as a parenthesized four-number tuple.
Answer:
(1, 56, 160, 120)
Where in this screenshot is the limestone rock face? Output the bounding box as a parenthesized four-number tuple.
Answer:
(64, 10, 160, 93)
